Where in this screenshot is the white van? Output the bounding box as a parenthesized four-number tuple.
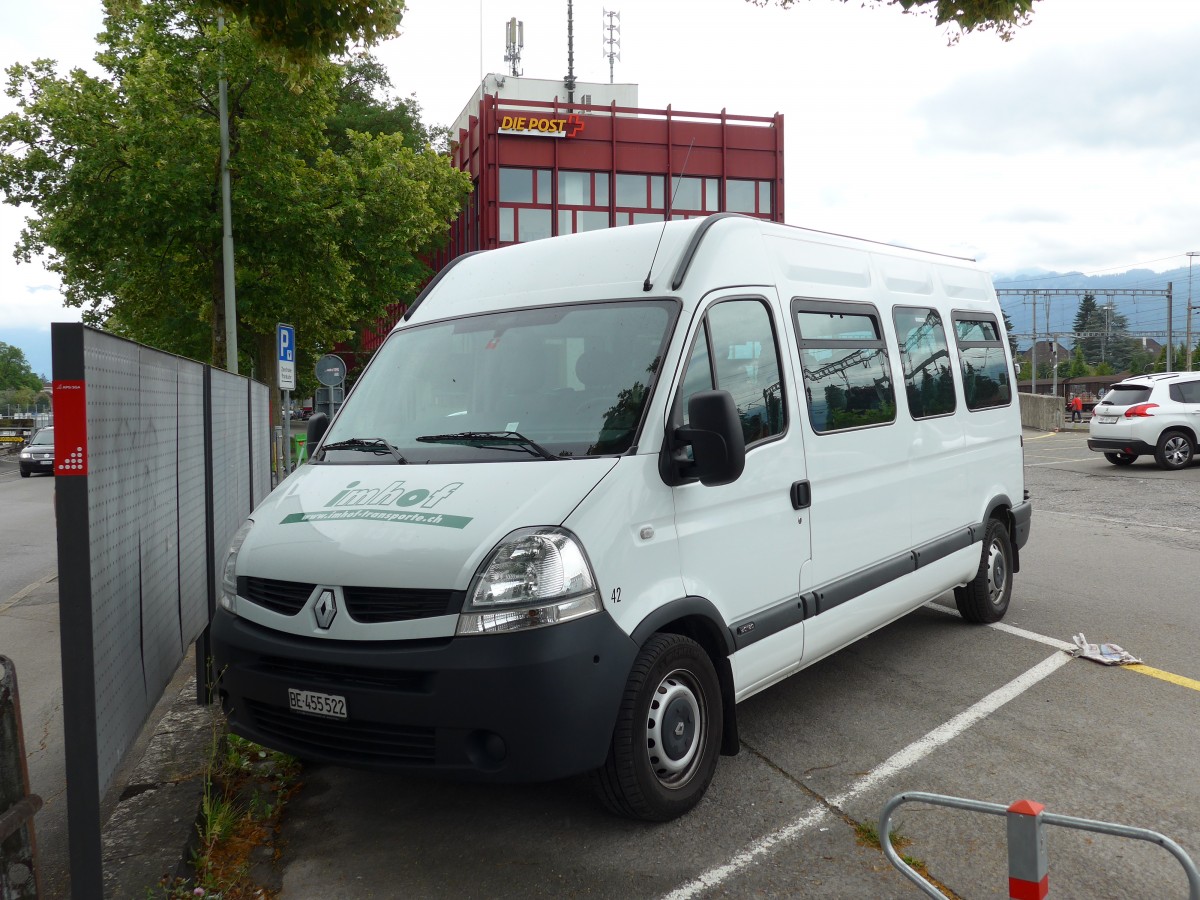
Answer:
(212, 214, 1030, 821)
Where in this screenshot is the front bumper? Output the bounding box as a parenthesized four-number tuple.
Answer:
(18, 457, 53, 475)
(211, 608, 638, 782)
(1087, 438, 1154, 456)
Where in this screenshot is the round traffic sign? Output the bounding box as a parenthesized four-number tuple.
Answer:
(315, 354, 346, 387)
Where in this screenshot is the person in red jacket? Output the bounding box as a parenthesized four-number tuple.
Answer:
(1070, 394, 1083, 423)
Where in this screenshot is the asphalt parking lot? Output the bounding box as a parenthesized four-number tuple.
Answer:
(268, 426, 1200, 899)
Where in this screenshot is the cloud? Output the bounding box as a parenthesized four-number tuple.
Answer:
(917, 28, 1200, 153)
(984, 207, 1070, 225)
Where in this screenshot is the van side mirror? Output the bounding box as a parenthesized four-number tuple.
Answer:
(306, 413, 329, 452)
(668, 390, 746, 487)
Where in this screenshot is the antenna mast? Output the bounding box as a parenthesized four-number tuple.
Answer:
(602, 9, 620, 84)
(565, 0, 576, 105)
(504, 17, 524, 77)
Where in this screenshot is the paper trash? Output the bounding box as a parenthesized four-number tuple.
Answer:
(1071, 633, 1142, 666)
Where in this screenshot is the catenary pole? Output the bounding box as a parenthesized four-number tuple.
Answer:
(1187, 253, 1198, 372)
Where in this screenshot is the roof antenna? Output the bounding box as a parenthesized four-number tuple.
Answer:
(643, 138, 695, 292)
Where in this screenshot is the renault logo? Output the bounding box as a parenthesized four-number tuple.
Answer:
(313, 589, 337, 630)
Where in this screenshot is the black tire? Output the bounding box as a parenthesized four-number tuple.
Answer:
(1153, 430, 1193, 470)
(954, 518, 1013, 624)
(591, 633, 722, 821)
(19, 469, 30, 478)
(1103, 451, 1137, 466)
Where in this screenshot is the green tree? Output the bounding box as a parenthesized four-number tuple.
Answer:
(112, 0, 407, 69)
(749, 0, 1038, 41)
(1001, 309, 1017, 357)
(1128, 348, 1152, 376)
(1072, 293, 1100, 363)
(1067, 345, 1090, 379)
(0, 1, 471, 401)
(1074, 295, 1134, 371)
(0, 342, 44, 391)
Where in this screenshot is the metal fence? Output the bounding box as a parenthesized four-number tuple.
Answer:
(50, 324, 270, 899)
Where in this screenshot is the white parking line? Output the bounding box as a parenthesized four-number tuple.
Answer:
(660, 651, 1073, 900)
(926, 602, 1076, 651)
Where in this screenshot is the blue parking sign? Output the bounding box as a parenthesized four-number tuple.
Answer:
(277, 323, 296, 390)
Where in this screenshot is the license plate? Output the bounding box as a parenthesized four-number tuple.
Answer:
(1097, 416, 1118, 424)
(288, 688, 347, 719)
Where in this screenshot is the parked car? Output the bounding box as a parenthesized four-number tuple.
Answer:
(1087, 373, 1200, 469)
(18, 426, 54, 477)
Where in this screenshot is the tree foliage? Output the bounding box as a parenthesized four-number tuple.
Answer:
(0, 0, 471, 394)
(108, 0, 406, 70)
(748, 0, 1039, 41)
(0, 342, 45, 392)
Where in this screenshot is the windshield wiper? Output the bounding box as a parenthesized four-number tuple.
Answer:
(415, 431, 561, 461)
(320, 437, 407, 464)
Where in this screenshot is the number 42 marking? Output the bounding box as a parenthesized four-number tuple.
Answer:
(610, 588, 621, 603)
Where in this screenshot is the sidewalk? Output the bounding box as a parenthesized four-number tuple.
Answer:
(5, 564, 212, 898)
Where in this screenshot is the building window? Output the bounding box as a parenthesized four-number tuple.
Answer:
(499, 167, 552, 244)
(954, 315, 1012, 411)
(558, 171, 609, 206)
(727, 179, 772, 217)
(559, 209, 610, 235)
(500, 168, 533, 203)
(616, 173, 664, 208)
(670, 176, 720, 214)
(893, 307, 956, 419)
(793, 300, 895, 433)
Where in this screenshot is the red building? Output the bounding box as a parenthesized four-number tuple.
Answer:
(359, 76, 784, 354)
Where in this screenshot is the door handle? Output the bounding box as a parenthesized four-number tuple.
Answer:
(790, 480, 811, 510)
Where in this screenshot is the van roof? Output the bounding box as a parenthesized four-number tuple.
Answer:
(401, 215, 990, 329)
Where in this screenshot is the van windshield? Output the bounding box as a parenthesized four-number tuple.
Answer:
(322, 300, 677, 463)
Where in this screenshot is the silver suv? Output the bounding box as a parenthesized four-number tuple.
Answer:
(1087, 373, 1200, 470)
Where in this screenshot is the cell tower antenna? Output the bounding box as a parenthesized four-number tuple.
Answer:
(565, 0, 576, 105)
(602, 9, 621, 84)
(504, 17, 524, 77)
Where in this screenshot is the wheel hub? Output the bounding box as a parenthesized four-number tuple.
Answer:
(987, 541, 1007, 604)
(646, 671, 704, 785)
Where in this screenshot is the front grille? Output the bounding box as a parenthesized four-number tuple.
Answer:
(238, 578, 461, 623)
(252, 655, 432, 693)
(245, 699, 436, 765)
(240, 577, 314, 616)
(343, 586, 460, 623)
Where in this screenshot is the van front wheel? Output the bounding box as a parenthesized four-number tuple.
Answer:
(591, 633, 722, 821)
(954, 518, 1012, 624)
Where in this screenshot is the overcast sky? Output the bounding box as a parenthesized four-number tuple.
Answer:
(4, 0, 1200, 375)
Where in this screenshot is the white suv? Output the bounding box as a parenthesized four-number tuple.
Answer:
(1088, 373, 1200, 469)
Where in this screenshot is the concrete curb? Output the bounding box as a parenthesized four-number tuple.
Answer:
(100, 674, 213, 899)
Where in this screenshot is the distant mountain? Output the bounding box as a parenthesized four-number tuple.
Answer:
(992, 265, 1199, 350)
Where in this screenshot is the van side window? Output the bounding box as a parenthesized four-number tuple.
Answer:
(953, 315, 1012, 410)
(893, 307, 956, 419)
(679, 299, 786, 445)
(793, 301, 895, 433)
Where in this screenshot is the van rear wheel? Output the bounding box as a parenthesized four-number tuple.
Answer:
(954, 518, 1012, 624)
(590, 633, 722, 821)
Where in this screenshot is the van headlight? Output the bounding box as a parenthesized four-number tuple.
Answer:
(458, 528, 602, 635)
(219, 518, 254, 616)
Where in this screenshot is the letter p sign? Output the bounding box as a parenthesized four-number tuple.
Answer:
(278, 322, 296, 390)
